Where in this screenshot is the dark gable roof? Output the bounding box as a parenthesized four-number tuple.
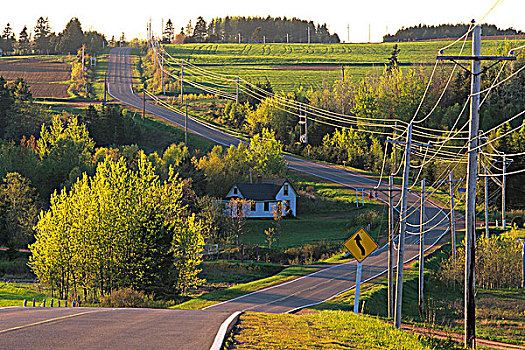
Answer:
(233, 183, 282, 201)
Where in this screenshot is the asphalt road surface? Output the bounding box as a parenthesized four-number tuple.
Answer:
(0, 307, 231, 350)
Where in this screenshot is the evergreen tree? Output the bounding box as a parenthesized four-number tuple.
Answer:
(191, 16, 207, 42)
(163, 19, 174, 43)
(18, 26, 30, 54)
(33, 17, 51, 54)
(57, 17, 84, 54)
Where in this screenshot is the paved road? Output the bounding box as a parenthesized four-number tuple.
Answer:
(0, 307, 231, 350)
(107, 47, 459, 314)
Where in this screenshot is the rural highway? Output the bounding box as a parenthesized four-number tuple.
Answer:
(0, 47, 456, 350)
(0, 307, 232, 350)
(107, 47, 455, 313)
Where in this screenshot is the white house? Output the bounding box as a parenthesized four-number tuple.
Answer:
(224, 177, 297, 218)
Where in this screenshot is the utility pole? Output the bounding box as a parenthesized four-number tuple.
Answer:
(485, 166, 489, 238)
(502, 154, 507, 229)
(161, 50, 165, 95)
(180, 60, 184, 104)
(347, 24, 350, 43)
(419, 178, 426, 314)
(307, 26, 311, 44)
(299, 104, 308, 144)
(388, 175, 394, 318)
(263, 35, 266, 44)
(393, 121, 398, 171)
(464, 24, 482, 348)
(238, 33, 241, 44)
(185, 101, 188, 146)
(286, 33, 289, 44)
(236, 76, 239, 105)
(369, 24, 371, 43)
(142, 84, 146, 122)
(449, 170, 457, 263)
(520, 239, 525, 288)
(437, 21, 515, 349)
(394, 123, 412, 329)
(103, 74, 107, 106)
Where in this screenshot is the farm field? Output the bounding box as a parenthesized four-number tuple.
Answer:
(0, 56, 71, 98)
(161, 40, 525, 92)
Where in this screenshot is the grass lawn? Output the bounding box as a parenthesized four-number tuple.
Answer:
(0, 283, 47, 307)
(172, 265, 319, 310)
(226, 310, 460, 350)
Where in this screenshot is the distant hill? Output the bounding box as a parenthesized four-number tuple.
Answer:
(383, 23, 525, 42)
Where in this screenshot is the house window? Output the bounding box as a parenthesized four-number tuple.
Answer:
(251, 201, 256, 211)
(284, 184, 289, 196)
(264, 202, 269, 211)
(233, 187, 238, 195)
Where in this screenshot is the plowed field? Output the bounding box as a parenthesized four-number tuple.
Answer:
(0, 57, 71, 98)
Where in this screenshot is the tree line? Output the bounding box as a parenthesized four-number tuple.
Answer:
(384, 23, 524, 42)
(0, 17, 106, 55)
(162, 16, 340, 44)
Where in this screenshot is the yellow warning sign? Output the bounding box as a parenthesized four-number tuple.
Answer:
(344, 228, 378, 263)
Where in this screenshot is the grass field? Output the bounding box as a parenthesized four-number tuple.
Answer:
(226, 311, 458, 350)
(0, 56, 72, 98)
(172, 265, 319, 310)
(161, 40, 525, 92)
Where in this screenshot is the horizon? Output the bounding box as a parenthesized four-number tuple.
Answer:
(2, 0, 524, 44)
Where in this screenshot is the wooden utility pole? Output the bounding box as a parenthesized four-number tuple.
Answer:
(393, 121, 398, 171)
(180, 60, 184, 104)
(419, 178, 426, 314)
(449, 170, 457, 263)
(438, 22, 515, 348)
(394, 123, 412, 329)
(502, 154, 507, 229)
(464, 24, 482, 349)
(161, 50, 165, 95)
(307, 26, 311, 44)
(485, 166, 490, 238)
(185, 101, 188, 146)
(236, 76, 239, 105)
(142, 83, 146, 122)
(103, 74, 107, 106)
(388, 174, 394, 318)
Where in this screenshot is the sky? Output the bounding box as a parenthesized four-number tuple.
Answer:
(1, 0, 524, 43)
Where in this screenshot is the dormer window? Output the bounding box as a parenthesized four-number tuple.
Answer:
(284, 184, 289, 196)
(233, 187, 238, 195)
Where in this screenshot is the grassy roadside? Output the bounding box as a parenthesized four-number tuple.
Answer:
(172, 265, 319, 310)
(0, 283, 46, 307)
(226, 311, 461, 350)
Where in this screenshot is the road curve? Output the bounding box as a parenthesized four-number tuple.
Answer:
(108, 47, 456, 314)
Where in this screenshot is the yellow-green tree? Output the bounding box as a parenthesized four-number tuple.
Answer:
(29, 153, 204, 300)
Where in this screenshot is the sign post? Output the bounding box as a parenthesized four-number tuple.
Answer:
(344, 227, 378, 314)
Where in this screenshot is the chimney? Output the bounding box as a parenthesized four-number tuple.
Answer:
(257, 175, 262, 184)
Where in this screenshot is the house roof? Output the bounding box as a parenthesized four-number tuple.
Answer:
(230, 183, 282, 201)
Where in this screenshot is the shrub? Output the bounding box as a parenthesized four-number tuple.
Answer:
(99, 288, 163, 308)
(440, 235, 522, 289)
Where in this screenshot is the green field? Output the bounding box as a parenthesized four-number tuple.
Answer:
(161, 40, 525, 92)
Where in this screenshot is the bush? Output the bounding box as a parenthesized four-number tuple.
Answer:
(222, 241, 343, 265)
(440, 235, 522, 289)
(99, 288, 163, 308)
